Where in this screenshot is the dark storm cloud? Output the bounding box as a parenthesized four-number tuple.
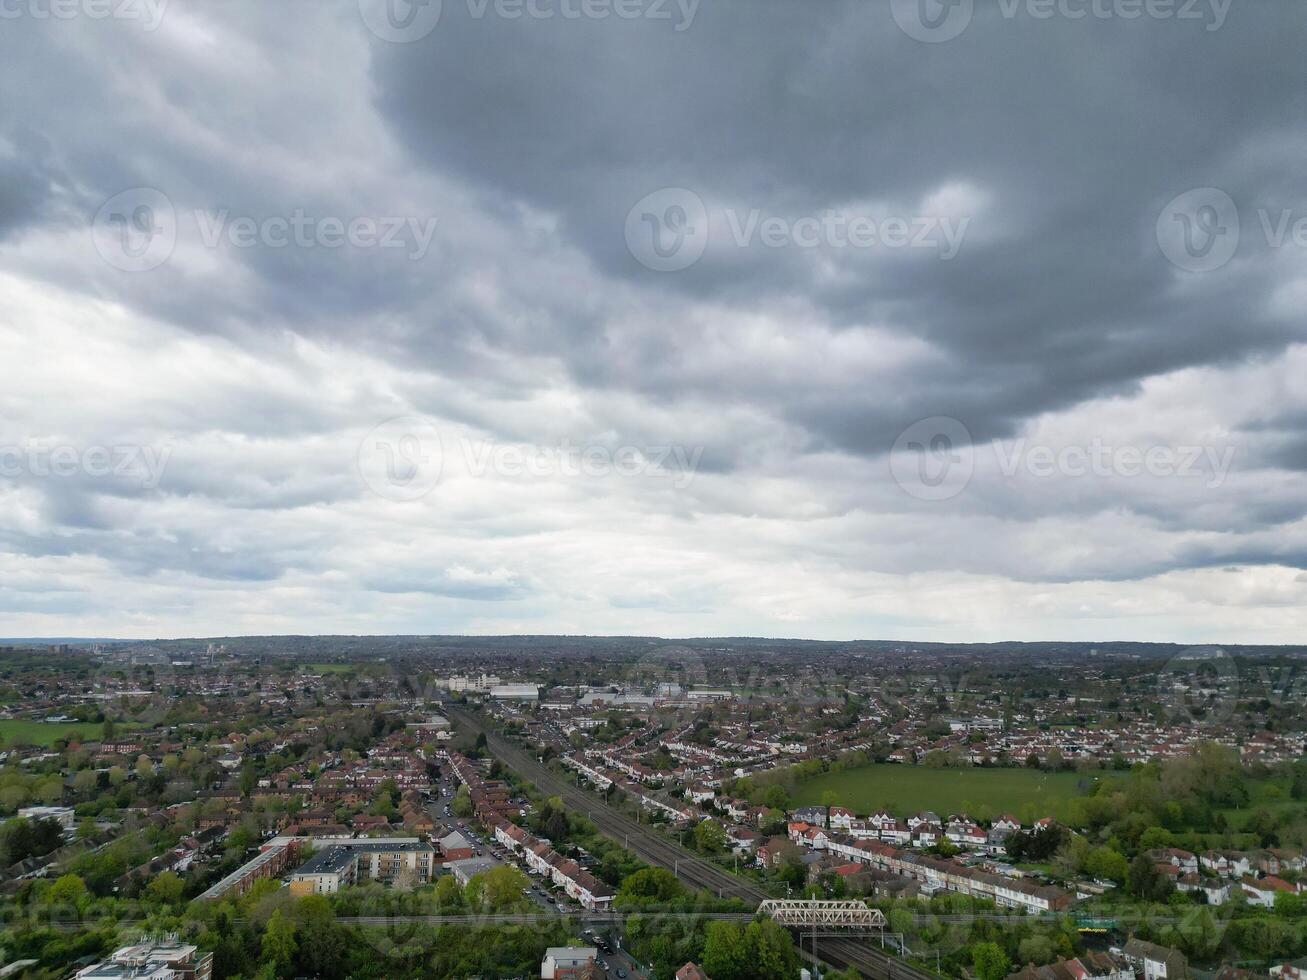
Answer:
(370, 0, 1307, 451)
(0, 128, 68, 239)
(1240, 409, 1307, 473)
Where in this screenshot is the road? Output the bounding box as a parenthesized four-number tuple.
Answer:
(444, 705, 935, 980)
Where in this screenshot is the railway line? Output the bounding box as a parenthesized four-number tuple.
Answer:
(445, 706, 936, 980)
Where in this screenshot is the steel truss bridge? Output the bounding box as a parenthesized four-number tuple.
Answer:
(758, 900, 888, 931)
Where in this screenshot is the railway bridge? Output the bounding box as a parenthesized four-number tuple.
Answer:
(758, 900, 887, 932)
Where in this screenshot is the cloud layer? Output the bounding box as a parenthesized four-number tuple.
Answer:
(1, 0, 1305, 641)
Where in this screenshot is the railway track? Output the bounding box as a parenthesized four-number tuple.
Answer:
(445, 707, 936, 980)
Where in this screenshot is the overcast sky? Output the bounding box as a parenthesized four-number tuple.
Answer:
(1, 0, 1305, 642)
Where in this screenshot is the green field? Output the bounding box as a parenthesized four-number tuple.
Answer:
(791, 764, 1108, 820)
(0, 719, 109, 746)
(305, 663, 356, 674)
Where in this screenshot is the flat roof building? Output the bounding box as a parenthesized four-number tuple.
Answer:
(445, 855, 497, 885)
(74, 936, 213, 980)
(542, 946, 598, 979)
(289, 838, 435, 896)
(490, 684, 540, 700)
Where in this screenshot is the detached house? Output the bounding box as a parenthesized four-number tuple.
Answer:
(1242, 876, 1297, 909)
(1122, 939, 1188, 980)
(828, 806, 855, 831)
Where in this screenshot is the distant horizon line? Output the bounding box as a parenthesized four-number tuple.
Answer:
(2, 634, 1304, 650)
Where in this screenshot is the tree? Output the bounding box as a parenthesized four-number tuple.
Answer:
(1127, 852, 1173, 901)
(451, 785, 473, 817)
(745, 918, 801, 979)
(472, 865, 529, 911)
(146, 870, 184, 905)
(261, 909, 298, 974)
(293, 895, 348, 980)
(238, 762, 258, 797)
(972, 941, 1011, 980)
(434, 873, 465, 910)
(35, 775, 64, 804)
(1018, 934, 1056, 965)
(701, 921, 750, 980)
(1008, 824, 1065, 862)
(617, 867, 685, 906)
(47, 873, 88, 909)
(1084, 846, 1128, 883)
(72, 770, 98, 796)
(1292, 761, 1307, 801)
(694, 819, 727, 854)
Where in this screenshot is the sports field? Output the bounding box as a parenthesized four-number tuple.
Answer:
(0, 719, 111, 746)
(791, 764, 1106, 819)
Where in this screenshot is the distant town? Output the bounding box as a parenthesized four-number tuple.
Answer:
(3, 637, 1307, 980)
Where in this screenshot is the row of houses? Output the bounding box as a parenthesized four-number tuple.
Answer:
(559, 753, 700, 825)
(445, 750, 525, 822)
(488, 814, 615, 910)
(195, 836, 306, 901)
(1149, 846, 1307, 880)
(1149, 846, 1307, 907)
(786, 813, 1010, 856)
(821, 837, 1074, 914)
(442, 750, 616, 910)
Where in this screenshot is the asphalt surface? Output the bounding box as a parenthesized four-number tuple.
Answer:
(427, 780, 567, 914)
(444, 705, 935, 980)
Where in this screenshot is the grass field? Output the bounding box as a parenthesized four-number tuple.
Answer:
(791, 764, 1109, 820)
(0, 718, 110, 746)
(305, 663, 356, 674)
(1219, 776, 1297, 830)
